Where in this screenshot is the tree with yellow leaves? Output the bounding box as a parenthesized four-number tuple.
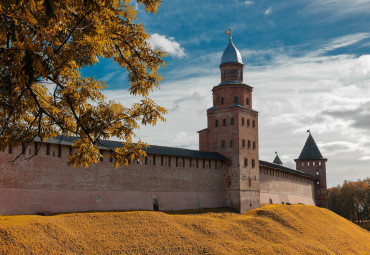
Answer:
(0, 0, 166, 167)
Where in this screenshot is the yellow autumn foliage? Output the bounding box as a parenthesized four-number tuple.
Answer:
(0, 205, 369, 254)
(0, 0, 166, 167)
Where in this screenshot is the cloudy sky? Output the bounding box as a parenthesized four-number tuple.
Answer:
(82, 0, 370, 188)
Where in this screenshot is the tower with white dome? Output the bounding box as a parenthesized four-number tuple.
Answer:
(198, 31, 260, 213)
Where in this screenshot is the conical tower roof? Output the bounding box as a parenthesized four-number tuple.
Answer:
(273, 152, 283, 165)
(298, 132, 324, 160)
(221, 37, 243, 65)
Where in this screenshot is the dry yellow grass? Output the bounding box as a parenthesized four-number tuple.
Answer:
(0, 205, 369, 254)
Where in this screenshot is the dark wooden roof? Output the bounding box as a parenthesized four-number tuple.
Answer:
(259, 160, 317, 180)
(297, 133, 324, 160)
(48, 136, 227, 161)
(273, 154, 283, 165)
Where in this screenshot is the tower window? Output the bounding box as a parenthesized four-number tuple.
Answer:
(224, 70, 229, 78)
(231, 117, 234, 125)
(215, 120, 219, 127)
(242, 139, 246, 147)
(253, 141, 256, 149)
(319, 161, 321, 166)
(230, 140, 234, 148)
(176, 156, 178, 167)
(244, 158, 248, 167)
(168, 156, 171, 166)
(223, 119, 226, 126)
(239, 70, 242, 78)
(252, 120, 256, 128)
(231, 69, 236, 77)
(248, 140, 251, 148)
(221, 140, 225, 148)
(252, 159, 255, 168)
(234, 96, 238, 104)
(22, 144, 26, 154)
(153, 155, 156, 165)
(161, 155, 164, 166)
(221, 97, 224, 105)
(242, 118, 245, 125)
(8, 145, 12, 154)
(247, 119, 250, 127)
(246, 98, 249, 105)
(316, 170, 320, 176)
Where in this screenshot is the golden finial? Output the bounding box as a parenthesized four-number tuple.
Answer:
(224, 28, 232, 40)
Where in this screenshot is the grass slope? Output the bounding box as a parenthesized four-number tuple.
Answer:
(0, 205, 369, 254)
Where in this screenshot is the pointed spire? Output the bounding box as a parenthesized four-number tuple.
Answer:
(273, 151, 283, 165)
(298, 132, 324, 160)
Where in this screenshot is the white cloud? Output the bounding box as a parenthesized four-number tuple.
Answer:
(148, 33, 186, 58)
(308, 0, 370, 16)
(359, 155, 370, 161)
(244, 1, 254, 5)
(264, 6, 272, 16)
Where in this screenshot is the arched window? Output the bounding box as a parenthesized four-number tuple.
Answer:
(244, 158, 248, 167)
(241, 118, 245, 125)
(242, 139, 246, 147)
(234, 96, 238, 104)
(231, 117, 234, 125)
(246, 98, 249, 105)
(221, 141, 225, 148)
(221, 97, 224, 105)
(252, 120, 255, 128)
(224, 70, 229, 78)
(231, 69, 236, 77)
(247, 119, 250, 127)
(230, 140, 234, 148)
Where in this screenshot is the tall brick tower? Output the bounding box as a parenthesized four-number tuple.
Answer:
(295, 131, 328, 208)
(198, 31, 260, 213)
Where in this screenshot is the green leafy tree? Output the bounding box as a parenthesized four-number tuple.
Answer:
(0, 0, 167, 167)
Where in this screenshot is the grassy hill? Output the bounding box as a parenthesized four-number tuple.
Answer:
(0, 205, 369, 254)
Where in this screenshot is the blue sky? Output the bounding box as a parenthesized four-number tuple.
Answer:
(82, 0, 370, 188)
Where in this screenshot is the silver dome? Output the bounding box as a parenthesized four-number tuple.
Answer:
(221, 38, 243, 65)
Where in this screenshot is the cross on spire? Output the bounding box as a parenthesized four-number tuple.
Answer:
(224, 28, 232, 40)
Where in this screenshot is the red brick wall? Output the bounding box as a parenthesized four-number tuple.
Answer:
(259, 166, 315, 205)
(0, 144, 227, 215)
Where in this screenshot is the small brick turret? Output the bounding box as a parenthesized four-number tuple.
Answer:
(295, 132, 328, 208)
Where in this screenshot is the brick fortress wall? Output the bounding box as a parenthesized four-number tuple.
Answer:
(259, 165, 315, 205)
(0, 143, 226, 215)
